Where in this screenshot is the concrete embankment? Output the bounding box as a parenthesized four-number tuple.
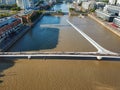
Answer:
(0, 14, 44, 52)
(31, 14, 44, 27)
(88, 14, 120, 37)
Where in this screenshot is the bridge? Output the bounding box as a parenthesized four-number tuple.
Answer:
(44, 10, 69, 15)
(0, 52, 120, 60)
(40, 24, 70, 27)
(0, 19, 120, 60)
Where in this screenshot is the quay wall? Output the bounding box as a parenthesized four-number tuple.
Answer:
(88, 14, 120, 37)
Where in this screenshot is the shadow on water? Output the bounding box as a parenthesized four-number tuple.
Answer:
(0, 58, 16, 84)
(23, 57, 120, 61)
(8, 27, 60, 52)
(102, 57, 120, 61)
(7, 15, 60, 52)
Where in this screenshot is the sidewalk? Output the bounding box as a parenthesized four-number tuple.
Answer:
(88, 14, 120, 37)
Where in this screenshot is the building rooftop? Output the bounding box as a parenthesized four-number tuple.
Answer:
(0, 17, 17, 28)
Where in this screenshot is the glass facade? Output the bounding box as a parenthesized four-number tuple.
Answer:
(16, 0, 37, 9)
(95, 10, 116, 22)
(113, 17, 120, 27)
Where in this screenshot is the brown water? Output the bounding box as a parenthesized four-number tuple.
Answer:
(1, 3, 120, 90)
(0, 59, 120, 90)
(69, 16, 120, 53)
(8, 4, 120, 53)
(8, 15, 97, 52)
(8, 15, 120, 53)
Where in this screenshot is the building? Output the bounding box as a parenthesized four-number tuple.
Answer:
(0, 17, 22, 38)
(6, 0, 16, 5)
(16, 0, 23, 8)
(116, 0, 120, 5)
(0, 0, 16, 5)
(0, 0, 6, 4)
(16, 0, 39, 9)
(33, 0, 39, 4)
(16, 0, 30, 9)
(108, 0, 116, 5)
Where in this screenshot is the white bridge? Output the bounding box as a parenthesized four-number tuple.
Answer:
(44, 11, 69, 14)
(0, 52, 120, 60)
(0, 20, 120, 60)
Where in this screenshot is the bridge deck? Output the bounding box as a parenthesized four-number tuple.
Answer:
(0, 52, 120, 60)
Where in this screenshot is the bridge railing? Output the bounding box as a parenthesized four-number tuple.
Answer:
(0, 51, 119, 56)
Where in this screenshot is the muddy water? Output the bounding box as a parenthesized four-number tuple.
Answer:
(69, 16, 120, 53)
(8, 15, 97, 52)
(8, 3, 120, 53)
(1, 59, 120, 90)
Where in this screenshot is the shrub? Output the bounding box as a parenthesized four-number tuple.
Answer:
(69, 8, 75, 11)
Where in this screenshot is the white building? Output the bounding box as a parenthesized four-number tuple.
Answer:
(6, 0, 16, 5)
(16, 0, 36, 9)
(0, 0, 16, 5)
(109, 0, 116, 4)
(0, 0, 6, 4)
(116, 0, 120, 5)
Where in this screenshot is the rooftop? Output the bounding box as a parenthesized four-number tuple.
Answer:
(0, 17, 17, 28)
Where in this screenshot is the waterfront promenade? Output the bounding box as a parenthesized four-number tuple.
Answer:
(88, 14, 120, 37)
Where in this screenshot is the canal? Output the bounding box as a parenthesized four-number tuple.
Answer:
(8, 3, 120, 53)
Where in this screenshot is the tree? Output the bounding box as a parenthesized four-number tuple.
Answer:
(11, 7, 21, 11)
